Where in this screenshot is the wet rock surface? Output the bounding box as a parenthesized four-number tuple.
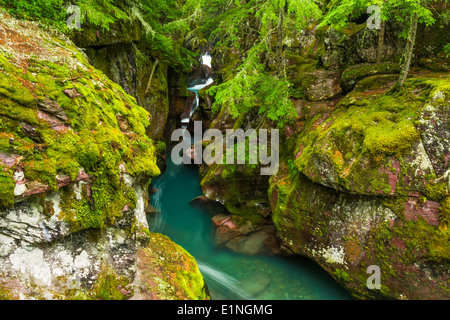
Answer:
(211, 214, 280, 256)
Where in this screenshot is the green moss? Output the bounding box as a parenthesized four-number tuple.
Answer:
(284, 51, 318, 88)
(0, 171, 15, 208)
(0, 133, 12, 153)
(363, 119, 420, 158)
(333, 268, 352, 284)
(341, 62, 400, 92)
(143, 233, 209, 300)
(92, 267, 131, 300)
(354, 75, 398, 92)
(0, 61, 35, 107)
(155, 140, 166, 154)
(270, 170, 333, 251)
(395, 218, 450, 264)
(425, 182, 448, 201)
(380, 192, 450, 265)
(0, 26, 160, 228)
(76, 200, 103, 230)
(221, 167, 232, 180)
(293, 74, 449, 194)
(76, 139, 100, 171)
(440, 197, 450, 226)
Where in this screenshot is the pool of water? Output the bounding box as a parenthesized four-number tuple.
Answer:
(148, 147, 352, 300)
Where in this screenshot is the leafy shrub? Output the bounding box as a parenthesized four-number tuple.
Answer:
(0, 0, 66, 29)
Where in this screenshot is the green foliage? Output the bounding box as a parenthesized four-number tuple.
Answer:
(319, 0, 367, 29)
(199, 0, 321, 126)
(134, 0, 197, 72)
(445, 43, 450, 57)
(0, 0, 66, 30)
(0, 0, 197, 71)
(76, 0, 129, 32)
(208, 42, 297, 127)
(0, 0, 133, 32)
(258, 0, 322, 34)
(320, 0, 440, 31)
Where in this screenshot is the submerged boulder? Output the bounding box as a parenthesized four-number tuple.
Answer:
(211, 214, 280, 255)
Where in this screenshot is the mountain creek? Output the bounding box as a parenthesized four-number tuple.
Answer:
(148, 145, 352, 300)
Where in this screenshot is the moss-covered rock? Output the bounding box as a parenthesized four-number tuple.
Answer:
(269, 161, 449, 299)
(269, 71, 450, 299)
(0, 11, 207, 300)
(132, 233, 210, 300)
(294, 73, 449, 198)
(200, 163, 271, 226)
(340, 62, 400, 93)
(0, 10, 160, 220)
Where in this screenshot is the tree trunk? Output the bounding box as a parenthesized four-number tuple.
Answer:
(276, 0, 285, 78)
(145, 58, 160, 95)
(396, 14, 418, 89)
(376, 20, 386, 63)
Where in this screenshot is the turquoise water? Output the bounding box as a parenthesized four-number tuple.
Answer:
(148, 147, 352, 300)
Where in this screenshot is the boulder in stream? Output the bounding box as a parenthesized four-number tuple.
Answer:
(190, 196, 228, 215)
(237, 272, 271, 297)
(212, 214, 280, 255)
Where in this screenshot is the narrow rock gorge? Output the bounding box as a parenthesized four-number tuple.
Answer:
(0, 0, 448, 301)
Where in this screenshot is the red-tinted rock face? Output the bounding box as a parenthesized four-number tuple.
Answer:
(404, 198, 440, 226)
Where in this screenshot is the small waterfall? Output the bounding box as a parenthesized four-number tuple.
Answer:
(185, 53, 214, 117)
(197, 261, 254, 300)
(147, 182, 167, 233)
(187, 78, 214, 92)
(202, 52, 212, 68)
(190, 92, 199, 117)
